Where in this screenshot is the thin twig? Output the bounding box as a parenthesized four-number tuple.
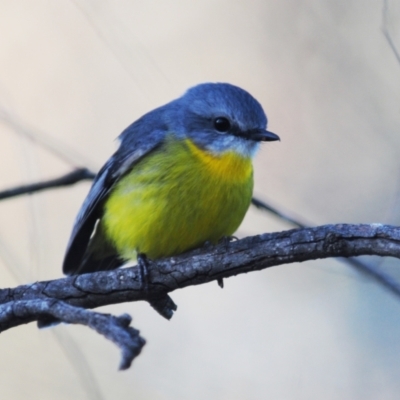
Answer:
(382, 0, 400, 65)
(251, 197, 308, 228)
(0, 168, 96, 200)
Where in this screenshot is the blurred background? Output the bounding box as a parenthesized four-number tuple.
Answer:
(0, 0, 400, 399)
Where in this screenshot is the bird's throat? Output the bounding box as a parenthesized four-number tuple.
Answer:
(184, 138, 253, 182)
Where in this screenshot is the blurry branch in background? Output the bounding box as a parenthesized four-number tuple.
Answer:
(251, 197, 307, 228)
(382, 0, 400, 65)
(1, 223, 400, 368)
(0, 168, 95, 201)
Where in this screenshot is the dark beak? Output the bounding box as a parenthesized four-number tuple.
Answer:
(247, 129, 280, 142)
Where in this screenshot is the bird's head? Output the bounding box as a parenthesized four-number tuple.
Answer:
(168, 82, 279, 157)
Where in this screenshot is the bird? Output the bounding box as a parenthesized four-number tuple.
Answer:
(62, 83, 279, 285)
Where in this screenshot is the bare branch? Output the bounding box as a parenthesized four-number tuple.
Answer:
(251, 197, 308, 228)
(1, 223, 399, 368)
(1, 223, 399, 318)
(0, 299, 145, 370)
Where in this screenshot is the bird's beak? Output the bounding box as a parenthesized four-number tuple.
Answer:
(247, 129, 280, 142)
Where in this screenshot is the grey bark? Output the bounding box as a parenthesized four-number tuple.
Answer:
(1, 223, 400, 368)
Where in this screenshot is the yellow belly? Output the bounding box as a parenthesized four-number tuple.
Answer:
(103, 135, 253, 260)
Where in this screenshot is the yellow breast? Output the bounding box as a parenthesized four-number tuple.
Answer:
(103, 135, 254, 260)
(185, 138, 253, 182)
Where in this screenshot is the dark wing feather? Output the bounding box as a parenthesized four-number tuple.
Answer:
(62, 110, 169, 275)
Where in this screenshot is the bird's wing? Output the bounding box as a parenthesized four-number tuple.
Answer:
(62, 122, 166, 275)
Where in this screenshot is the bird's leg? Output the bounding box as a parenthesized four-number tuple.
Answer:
(137, 253, 150, 290)
(137, 253, 178, 320)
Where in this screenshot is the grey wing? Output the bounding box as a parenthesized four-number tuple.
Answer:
(62, 157, 115, 275)
(62, 121, 166, 275)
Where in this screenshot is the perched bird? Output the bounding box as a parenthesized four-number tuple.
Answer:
(63, 83, 279, 280)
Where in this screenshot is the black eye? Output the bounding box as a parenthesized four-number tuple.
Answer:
(214, 117, 231, 132)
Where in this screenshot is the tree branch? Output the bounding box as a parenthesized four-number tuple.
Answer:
(1, 223, 400, 368)
(0, 168, 96, 200)
(382, 0, 400, 66)
(0, 299, 145, 369)
(251, 197, 308, 228)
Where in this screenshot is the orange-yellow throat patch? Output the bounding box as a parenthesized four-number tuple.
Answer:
(103, 136, 254, 260)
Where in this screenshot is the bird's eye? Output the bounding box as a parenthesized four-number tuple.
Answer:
(214, 117, 231, 132)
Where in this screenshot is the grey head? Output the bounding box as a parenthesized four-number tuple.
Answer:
(168, 82, 279, 157)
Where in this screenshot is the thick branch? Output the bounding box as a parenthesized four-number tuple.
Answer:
(1, 223, 400, 368)
(1, 223, 400, 320)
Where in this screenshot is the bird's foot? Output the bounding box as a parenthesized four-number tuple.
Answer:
(137, 253, 178, 320)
